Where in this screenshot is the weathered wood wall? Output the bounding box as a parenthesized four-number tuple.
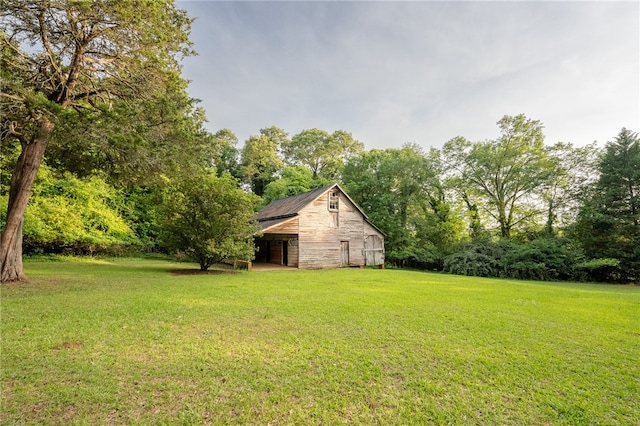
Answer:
(256, 187, 385, 269)
(265, 217, 299, 235)
(297, 191, 383, 269)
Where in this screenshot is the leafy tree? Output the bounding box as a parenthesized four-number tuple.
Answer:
(0, 0, 194, 282)
(210, 128, 240, 178)
(262, 166, 328, 206)
(344, 144, 460, 267)
(443, 114, 554, 238)
(158, 174, 262, 271)
(240, 126, 286, 196)
(282, 128, 364, 180)
(542, 142, 600, 234)
(41, 83, 212, 188)
(574, 128, 640, 282)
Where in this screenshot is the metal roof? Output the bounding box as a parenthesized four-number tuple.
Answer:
(253, 184, 336, 222)
(253, 183, 386, 236)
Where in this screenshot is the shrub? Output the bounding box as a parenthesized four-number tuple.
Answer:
(501, 238, 583, 281)
(576, 258, 622, 283)
(1, 165, 140, 255)
(444, 238, 584, 281)
(443, 240, 513, 277)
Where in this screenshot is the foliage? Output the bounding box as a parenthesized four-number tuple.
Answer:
(44, 91, 215, 188)
(0, 0, 196, 281)
(262, 166, 328, 206)
(443, 240, 513, 277)
(240, 126, 287, 196)
(0, 165, 138, 255)
(444, 237, 583, 281)
(573, 128, 640, 282)
(281, 128, 364, 180)
(344, 144, 462, 268)
(210, 128, 241, 178)
(500, 237, 583, 281)
(443, 114, 554, 238)
(542, 142, 600, 234)
(576, 258, 622, 283)
(119, 186, 164, 250)
(158, 173, 262, 270)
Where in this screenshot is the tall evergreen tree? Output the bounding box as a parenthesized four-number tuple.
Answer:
(575, 128, 640, 282)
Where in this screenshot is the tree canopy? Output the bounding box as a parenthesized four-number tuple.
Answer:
(1, 0, 195, 281)
(281, 129, 364, 181)
(443, 115, 553, 238)
(159, 174, 261, 271)
(574, 128, 640, 281)
(240, 127, 286, 196)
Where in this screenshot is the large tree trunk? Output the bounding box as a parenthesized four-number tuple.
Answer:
(0, 117, 53, 283)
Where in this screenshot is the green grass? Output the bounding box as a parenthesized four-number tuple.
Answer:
(2, 259, 639, 425)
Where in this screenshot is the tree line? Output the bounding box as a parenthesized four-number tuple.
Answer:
(1, 1, 638, 283)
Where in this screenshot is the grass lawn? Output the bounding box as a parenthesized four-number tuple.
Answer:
(1, 258, 639, 425)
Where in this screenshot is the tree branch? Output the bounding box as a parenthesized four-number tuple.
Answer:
(37, 6, 63, 79)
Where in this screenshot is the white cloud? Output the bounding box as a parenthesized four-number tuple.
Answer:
(178, 1, 639, 149)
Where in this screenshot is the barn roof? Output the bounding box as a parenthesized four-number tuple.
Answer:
(253, 184, 334, 222)
(253, 183, 385, 236)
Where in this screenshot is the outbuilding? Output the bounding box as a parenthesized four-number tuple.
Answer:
(253, 184, 385, 269)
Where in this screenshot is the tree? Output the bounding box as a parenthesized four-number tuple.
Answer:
(240, 126, 286, 196)
(39, 82, 212, 188)
(574, 128, 640, 282)
(0, 0, 193, 282)
(261, 166, 327, 206)
(281, 128, 364, 180)
(159, 174, 262, 271)
(542, 142, 600, 234)
(442, 114, 553, 238)
(210, 128, 240, 178)
(343, 144, 460, 267)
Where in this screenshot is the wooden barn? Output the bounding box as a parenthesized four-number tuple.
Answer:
(253, 184, 385, 269)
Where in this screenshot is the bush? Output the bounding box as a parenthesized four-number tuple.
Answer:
(501, 238, 582, 281)
(444, 238, 584, 281)
(576, 258, 622, 283)
(0, 165, 140, 255)
(443, 240, 513, 277)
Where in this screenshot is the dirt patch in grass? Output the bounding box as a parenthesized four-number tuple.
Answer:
(52, 340, 83, 350)
(169, 269, 237, 276)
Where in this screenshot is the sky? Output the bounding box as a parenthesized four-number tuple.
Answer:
(177, 1, 639, 150)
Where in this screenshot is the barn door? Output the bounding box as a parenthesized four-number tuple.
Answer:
(364, 235, 384, 266)
(340, 241, 349, 266)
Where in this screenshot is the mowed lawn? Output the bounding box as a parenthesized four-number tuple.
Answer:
(1, 259, 638, 425)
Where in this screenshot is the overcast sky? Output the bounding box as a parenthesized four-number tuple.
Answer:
(177, 1, 639, 150)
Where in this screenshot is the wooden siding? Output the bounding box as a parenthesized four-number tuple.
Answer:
(257, 185, 385, 269)
(287, 240, 299, 267)
(264, 217, 299, 234)
(298, 192, 373, 269)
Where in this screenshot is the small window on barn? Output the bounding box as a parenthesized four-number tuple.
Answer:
(328, 190, 339, 211)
